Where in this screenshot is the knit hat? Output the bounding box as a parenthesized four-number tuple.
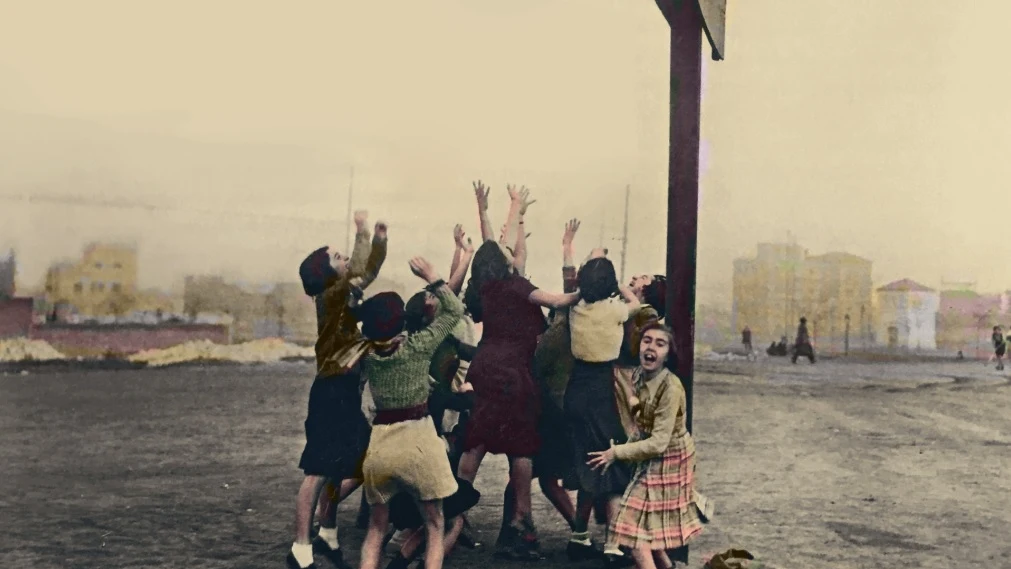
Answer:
(358, 291, 406, 341)
(299, 246, 338, 297)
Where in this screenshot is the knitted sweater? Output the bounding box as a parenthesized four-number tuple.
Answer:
(313, 228, 387, 377)
(364, 285, 465, 411)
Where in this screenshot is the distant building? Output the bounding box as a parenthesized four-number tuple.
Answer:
(936, 286, 1004, 355)
(732, 243, 872, 351)
(874, 279, 940, 351)
(43, 243, 140, 318)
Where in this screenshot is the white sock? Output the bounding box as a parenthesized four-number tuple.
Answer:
(317, 526, 339, 549)
(604, 546, 624, 556)
(569, 531, 591, 545)
(290, 543, 314, 567)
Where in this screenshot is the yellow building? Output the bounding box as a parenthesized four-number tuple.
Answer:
(732, 244, 872, 352)
(44, 243, 140, 317)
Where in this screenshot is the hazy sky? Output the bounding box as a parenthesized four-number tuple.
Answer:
(1, 0, 1009, 304)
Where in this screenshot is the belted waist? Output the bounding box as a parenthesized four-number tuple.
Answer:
(373, 403, 429, 425)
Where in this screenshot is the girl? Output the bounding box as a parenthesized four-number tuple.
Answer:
(457, 185, 581, 560)
(565, 254, 642, 565)
(288, 211, 387, 569)
(357, 257, 464, 569)
(587, 323, 706, 569)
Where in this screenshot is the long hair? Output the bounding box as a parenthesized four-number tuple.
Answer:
(642, 275, 667, 320)
(577, 257, 619, 304)
(463, 241, 513, 323)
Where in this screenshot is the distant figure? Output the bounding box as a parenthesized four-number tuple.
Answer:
(766, 336, 789, 357)
(741, 326, 753, 355)
(791, 317, 816, 364)
(956, 350, 965, 360)
(992, 326, 1006, 371)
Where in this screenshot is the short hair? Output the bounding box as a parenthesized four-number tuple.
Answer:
(577, 257, 619, 304)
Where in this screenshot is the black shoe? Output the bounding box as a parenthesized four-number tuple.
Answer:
(286, 551, 317, 569)
(603, 552, 636, 568)
(312, 538, 351, 569)
(566, 541, 604, 562)
(457, 531, 482, 549)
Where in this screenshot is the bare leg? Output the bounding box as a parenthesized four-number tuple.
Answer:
(538, 476, 576, 529)
(603, 495, 623, 553)
(319, 478, 362, 529)
(419, 500, 446, 569)
(443, 516, 465, 556)
(398, 528, 425, 560)
(652, 550, 673, 569)
(456, 446, 486, 483)
(508, 457, 534, 523)
(573, 490, 594, 533)
(295, 474, 328, 544)
(630, 547, 658, 569)
(359, 502, 390, 569)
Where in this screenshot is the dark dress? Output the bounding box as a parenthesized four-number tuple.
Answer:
(564, 359, 632, 497)
(298, 367, 371, 479)
(463, 275, 548, 457)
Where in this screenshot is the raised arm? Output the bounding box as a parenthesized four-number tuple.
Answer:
(473, 180, 496, 242)
(349, 221, 388, 291)
(562, 218, 580, 292)
(500, 185, 529, 249)
(448, 225, 475, 295)
(529, 289, 581, 310)
(619, 284, 642, 313)
(347, 210, 372, 276)
(406, 257, 465, 354)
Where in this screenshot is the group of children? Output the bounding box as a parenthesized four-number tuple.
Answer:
(285, 184, 710, 569)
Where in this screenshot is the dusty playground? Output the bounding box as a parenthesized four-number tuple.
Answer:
(2, 357, 1010, 569)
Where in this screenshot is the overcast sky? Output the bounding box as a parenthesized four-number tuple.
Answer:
(1, 0, 1008, 304)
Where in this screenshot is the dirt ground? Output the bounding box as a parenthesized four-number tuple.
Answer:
(3, 358, 1011, 569)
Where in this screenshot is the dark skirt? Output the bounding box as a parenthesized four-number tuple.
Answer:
(533, 394, 575, 483)
(388, 478, 481, 530)
(298, 373, 371, 480)
(564, 360, 631, 497)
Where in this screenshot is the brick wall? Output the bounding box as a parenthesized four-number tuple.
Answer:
(31, 323, 229, 356)
(0, 298, 33, 338)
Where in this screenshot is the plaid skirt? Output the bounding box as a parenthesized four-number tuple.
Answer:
(610, 445, 704, 550)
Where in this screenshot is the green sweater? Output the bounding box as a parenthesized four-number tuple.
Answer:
(364, 285, 464, 411)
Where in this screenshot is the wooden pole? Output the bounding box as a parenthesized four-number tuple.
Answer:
(664, 0, 704, 433)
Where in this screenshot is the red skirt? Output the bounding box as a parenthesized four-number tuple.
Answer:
(462, 341, 541, 457)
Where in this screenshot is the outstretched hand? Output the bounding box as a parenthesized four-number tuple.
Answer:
(586, 440, 618, 473)
(518, 187, 535, 216)
(374, 221, 388, 240)
(455, 224, 475, 254)
(563, 218, 581, 246)
(473, 181, 490, 212)
(354, 210, 368, 229)
(408, 257, 440, 284)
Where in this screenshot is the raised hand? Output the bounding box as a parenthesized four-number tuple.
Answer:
(473, 181, 490, 212)
(463, 236, 475, 254)
(374, 221, 388, 240)
(562, 218, 581, 246)
(354, 210, 368, 229)
(453, 224, 466, 248)
(518, 187, 535, 216)
(506, 184, 519, 202)
(408, 257, 440, 284)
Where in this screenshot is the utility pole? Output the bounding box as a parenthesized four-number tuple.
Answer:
(345, 166, 355, 253)
(656, 0, 725, 434)
(620, 184, 631, 283)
